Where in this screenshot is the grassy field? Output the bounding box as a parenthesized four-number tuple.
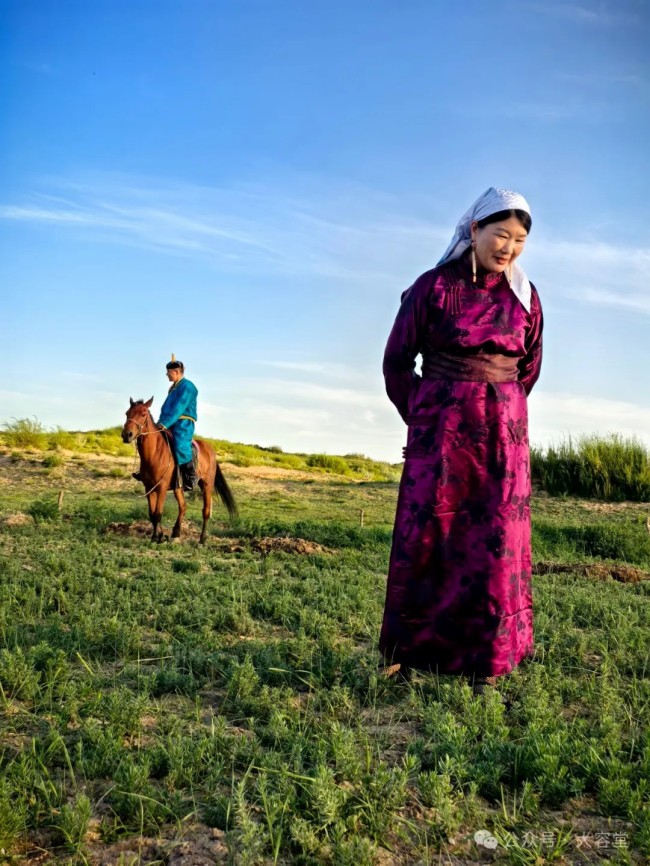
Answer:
(0, 443, 649, 865)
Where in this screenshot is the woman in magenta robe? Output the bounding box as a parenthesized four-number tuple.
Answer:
(380, 188, 543, 692)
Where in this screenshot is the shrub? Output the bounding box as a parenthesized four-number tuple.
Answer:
(47, 427, 78, 451)
(2, 417, 48, 449)
(42, 453, 64, 468)
(27, 498, 59, 522)
(531, 435, 650, 501)
(306, 454, 351, 475)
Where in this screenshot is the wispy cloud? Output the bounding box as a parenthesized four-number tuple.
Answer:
(530, 391, 650, 448)
(0, 175, 447, 287)
(61, 371, 105, 382)
(525, 236, 650, 315)
(251, 377, 387, 411)
(521, 1, 641, 26)
(477, 103, 581, 123)
(21, 60, 56, 75)
(255, 360, 362, 381)
(2, 172, 649, 317)
(555, 71, 644, 88)
(456, 97, 628, 124)
(578, 287, 650, 314)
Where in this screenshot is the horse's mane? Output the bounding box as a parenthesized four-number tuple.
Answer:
(130, 400, 154, 419)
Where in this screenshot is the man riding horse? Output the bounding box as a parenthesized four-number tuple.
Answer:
(133, 355, 198, 491)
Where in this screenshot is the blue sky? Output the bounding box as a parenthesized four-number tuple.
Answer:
(1, 0, 649, 461)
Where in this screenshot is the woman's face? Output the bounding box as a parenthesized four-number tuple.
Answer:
(471, 215, 528, 274)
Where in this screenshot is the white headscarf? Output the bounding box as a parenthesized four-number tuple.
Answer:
(437, 187, 532, 312)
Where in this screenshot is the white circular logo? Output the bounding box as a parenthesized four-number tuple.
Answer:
(474, 830, 498, 849)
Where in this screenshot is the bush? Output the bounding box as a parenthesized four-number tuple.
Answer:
(531, 435, 650, 502)
(27, 498, 60, 522)
(42, 453, 64, 468)
(47, 427, 78, 451)
(306, 454, 351, 475)
(2, 417, 48, 450)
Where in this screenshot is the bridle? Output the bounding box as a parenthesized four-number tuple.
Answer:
(123, 409, 162, 441)
(124, 408, 174, 497)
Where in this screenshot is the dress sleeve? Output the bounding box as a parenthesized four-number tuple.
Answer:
(383, 272, 432, 422)
(158, 381, 191, 428)
(518, 285, 543, 396)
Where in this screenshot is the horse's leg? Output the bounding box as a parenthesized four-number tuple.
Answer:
(172, 486, 186, 540)
(199, 473, 212, 545)
(147, 492, 158, 542)
(153, 486, 167, 542)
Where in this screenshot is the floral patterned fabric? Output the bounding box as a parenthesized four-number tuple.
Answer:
(380, 252, 543, 677)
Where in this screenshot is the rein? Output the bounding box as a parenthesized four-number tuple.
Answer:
(125, 412, 175, 497)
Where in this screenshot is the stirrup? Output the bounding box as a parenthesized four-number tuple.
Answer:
(180, 464, 196, 492)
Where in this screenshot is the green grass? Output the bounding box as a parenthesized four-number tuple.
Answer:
(0, 452, 648, 863)
(6, 419, 650, 496)
(532, 434, 650, 501)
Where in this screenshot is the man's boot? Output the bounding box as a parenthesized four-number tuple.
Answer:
(180, 461, 196, 492)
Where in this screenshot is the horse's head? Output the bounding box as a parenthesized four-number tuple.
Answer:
(122, 397, 154, 443)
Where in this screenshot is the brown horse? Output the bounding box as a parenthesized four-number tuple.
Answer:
(121, 397, 237, 544)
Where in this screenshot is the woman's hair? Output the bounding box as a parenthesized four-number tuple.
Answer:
(476, 208, 532, 233)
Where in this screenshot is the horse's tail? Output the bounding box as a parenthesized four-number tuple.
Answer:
(215, 463, 238, 520)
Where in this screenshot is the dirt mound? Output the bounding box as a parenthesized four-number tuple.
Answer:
(216, 535, 329, 555)
(103, 522, 327, 554)
(105, 520, 153, 538)
(534, 561, 649, 584)
(2, 511, 35, 527)
(104, 520, 203, 541)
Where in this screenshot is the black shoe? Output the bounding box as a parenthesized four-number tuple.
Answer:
(180, 462, 197, 492)
(472, 676, 497, 696)
(132, 471, 142, 482)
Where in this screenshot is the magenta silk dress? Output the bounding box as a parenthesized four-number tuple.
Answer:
(380, 252, 543, 678)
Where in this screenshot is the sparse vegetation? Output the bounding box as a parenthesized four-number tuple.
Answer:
(0, 427, 649, 863)
(0, 418, 401, 481)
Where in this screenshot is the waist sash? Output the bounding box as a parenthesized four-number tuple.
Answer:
(422, 351, 519, 382)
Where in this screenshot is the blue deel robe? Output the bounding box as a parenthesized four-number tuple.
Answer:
(157, 377, 198, 465)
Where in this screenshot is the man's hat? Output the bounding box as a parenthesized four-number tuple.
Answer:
(166, 353, 184, 370)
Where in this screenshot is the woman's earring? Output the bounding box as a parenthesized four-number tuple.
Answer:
(471, 245, 477, 283)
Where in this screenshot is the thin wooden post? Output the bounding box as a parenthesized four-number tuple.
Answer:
(57, 489, 65, 511)
(359, 509, 364, 527)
